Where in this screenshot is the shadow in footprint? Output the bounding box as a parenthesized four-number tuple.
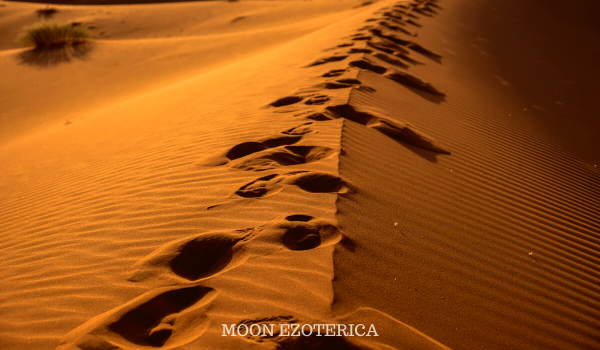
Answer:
(305, 55, 349, 67)
(384, 70, 445, 97)
(128, 230, 250, 282)
(326, 104, 450, 157)
(292, 172, 347, 193)
(349, 58, 388, 74)
(323, 69, 347, 77)
(235, 172, 347, 198)
(226, 135, 302, 161)
(108, 286, 214, 346)
(267, 96, 304, 108)
(197, 133, 303, 167)
(285, 214, 314, 222)
(230, 146, 337, 171)
(59, 286, 218, 350)
(281, 122, 314, 135)
(277, 217, 342, 251)
(283, 226, 322, 250)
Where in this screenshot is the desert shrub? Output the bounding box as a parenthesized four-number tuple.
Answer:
(20, 23, 91, 49)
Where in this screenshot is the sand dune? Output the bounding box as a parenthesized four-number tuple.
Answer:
(0, 0, 599, 349)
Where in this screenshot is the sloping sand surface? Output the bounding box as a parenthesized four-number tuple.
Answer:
(1, 0, 599, 349)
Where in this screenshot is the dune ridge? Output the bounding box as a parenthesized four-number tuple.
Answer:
(1, 0, 599, 349)
(51, 1, 454, 349)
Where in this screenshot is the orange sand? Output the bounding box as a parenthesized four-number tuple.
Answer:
(0, 0, 598, 349)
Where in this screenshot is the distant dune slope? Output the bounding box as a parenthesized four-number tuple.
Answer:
(0, 0, 358, 146)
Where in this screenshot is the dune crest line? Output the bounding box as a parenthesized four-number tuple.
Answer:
(56, 1, 451, 349)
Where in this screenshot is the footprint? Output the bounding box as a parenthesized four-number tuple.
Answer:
(373, 52, 410, 69)
(277, 216, 342, 251)
(348, 48, 373, 54)
(367, 118, 450, 154)
(382, 11, 422, 27)
(322, 69, 347, 77)
(128, 230, 253, 282)
(372, 25, 437, 60)
(305, 55, 349, 67)
(351, 35, 372, 41)
(230, 146, 337, 171)
(384, 69, 445, 95)
(406, 19, 422, 27)
(393, 50, 423, 65)
(235, 174, 282, 198)
(197, 133, 303, 167)
(318, 81, 357, 89)
(303, 111, 336, 121)
(57, 286, 217, 350)
(324, 42, 355, 51)
(336, 78, 362, 85)
(379, 20, 417, 36)
(267, 95, 304, 108)
(227, 136, 302, 160)
(302, 78, 373, 93)
(285, 214, 313, 222)
(405, 42, 443, 59)
(265, 94, 332, 109)
(427, 1, 442, 10)
(413, 4, 438, 16)
(291, 172, 347, 193)
(281, 122, 314, 135)
(234, 171, 347, 198)
(370, 28, 413, 46)
(348, 58, 388, 74)
(326, 104, 450, 154)
(346, 56, 443, 95)
(367, 38, 410, 55)
(304, 95, 330, 105)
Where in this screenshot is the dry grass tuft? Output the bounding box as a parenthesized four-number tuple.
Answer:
(20, 23, 91, 49)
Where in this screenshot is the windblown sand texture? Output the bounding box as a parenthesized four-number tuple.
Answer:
(1, 0, 599, 349)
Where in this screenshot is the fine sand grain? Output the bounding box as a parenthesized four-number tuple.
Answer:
(0, 0, 598, 349)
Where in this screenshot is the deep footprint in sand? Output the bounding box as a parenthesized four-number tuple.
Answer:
(128, 217, 344, 283)
(326, 104, 450, 154)
(305, 55, 349, 67)
(196, 131, 306, 167)
(346, 56, 444, 95)
(322, 69, 347, 77)
(229, 145, 337, 171)
(196, 124, 337, 171)
(267, 95, 304, 108)
(235, 171, 347, 198)
(59, 216, 347, 349)
(297, 78, 375, 93)
(128, 229, 253, 282)
(57, 286, 218, 350)
(278, 215, 344, 251)
(281, 122, 314, 136)
(384, 69, 445, 95)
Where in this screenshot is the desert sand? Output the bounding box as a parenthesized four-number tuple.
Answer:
(0, 0, 599, 349)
